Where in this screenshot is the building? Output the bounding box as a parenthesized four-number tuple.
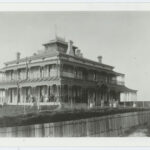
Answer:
(0, 36, 137, 108)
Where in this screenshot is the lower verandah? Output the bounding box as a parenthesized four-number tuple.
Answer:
(0, 85, 136, 107)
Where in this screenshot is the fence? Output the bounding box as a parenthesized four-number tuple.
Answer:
(0, 110, 149, 137)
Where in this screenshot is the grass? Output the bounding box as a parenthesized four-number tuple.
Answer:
(0, 105, 58, 118)
(0, 107, 149, 128)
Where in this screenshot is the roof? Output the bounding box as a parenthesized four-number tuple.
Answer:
(43, 38, 77, 50)
(59, 53, 118, 73)
(2, 51, 124, 77)
(43, 36, 67, 46)
(2, 37, 124, 76)
(4, 51, 59, 66)
(108, 84, 137, 93)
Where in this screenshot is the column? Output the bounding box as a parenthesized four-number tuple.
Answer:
(26, 67, 30, 79)
(36, 86, 40, 109)
(96, 88, 100, 106)
(68, 85, 73, 107)
(49, 85, 52, 101)
(9, 89, 11, 104)
(56, 61, 60, 77)
(81, 87, 84, 104)
(19, 87, 23, 104)
(22, 87, 26, 104)
(5, 88, 8, 104)
(56, 85, 59, 103)
(73, 86, 76, 104)
(17, 85, 20, 104)
(87, 88, 90, 107)
(82, 87, 85, 104)
(0, 90, 2, 104)
(107, 88, 111, 107)
(47, 85, 50, 102)
(93, 89, 96, 107)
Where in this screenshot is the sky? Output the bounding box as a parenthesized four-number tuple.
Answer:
(0, 12, 149, 101)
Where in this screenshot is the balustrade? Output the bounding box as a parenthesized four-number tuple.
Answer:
(0, 63, 125, 88)
(110, 79, 124, 86)
(0, 64, 59, 83)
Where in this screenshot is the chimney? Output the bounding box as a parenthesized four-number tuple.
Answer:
(75, 48, 83, 57)
(67, 40, 74, 56)
(97, 56, 102, 63)
(79, 53, 83, 58)
(76, 49, 80, 57)
(16, 52, 21, 62)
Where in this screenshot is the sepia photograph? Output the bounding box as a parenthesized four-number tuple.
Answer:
(0, 7, 149, 138)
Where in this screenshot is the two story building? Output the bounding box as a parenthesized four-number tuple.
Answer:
(0, 36, 137, 108)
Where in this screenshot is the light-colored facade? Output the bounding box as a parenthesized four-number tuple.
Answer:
(0, 36, 137, 108)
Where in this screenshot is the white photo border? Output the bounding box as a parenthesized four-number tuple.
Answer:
(0, 2, 149, 147)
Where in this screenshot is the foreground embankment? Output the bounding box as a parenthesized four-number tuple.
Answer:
(0, 108, 149, 137)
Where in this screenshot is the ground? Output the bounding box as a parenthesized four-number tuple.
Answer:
(0, 106, 148, 128)
(122, 125, 150, 137)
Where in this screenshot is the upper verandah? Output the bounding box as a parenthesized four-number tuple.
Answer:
(1, 36, 124, 76)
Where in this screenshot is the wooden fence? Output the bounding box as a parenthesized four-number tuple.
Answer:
(0, 110, 149, 137)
